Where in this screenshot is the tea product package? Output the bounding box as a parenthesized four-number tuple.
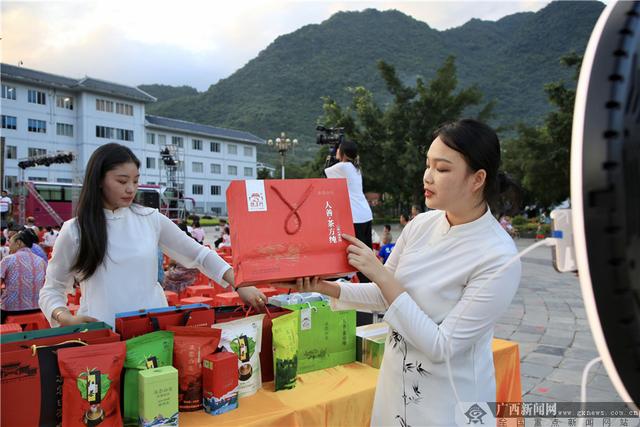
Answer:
(138, 366, 179, 427)
(215, 314, 265, 398)
(271, 311, 299, 391)
(123, 331, 174, 425)
(57, 341, 126, 427)
(168, 326, 221, 411)
(202, 352, 239, 415)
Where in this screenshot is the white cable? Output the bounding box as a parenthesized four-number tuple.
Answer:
(447, 237, 558, 414)
(577, 356, 602, 427)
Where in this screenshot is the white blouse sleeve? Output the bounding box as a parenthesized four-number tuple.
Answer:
(157, 213, 231, 286)
(39, 220, 79, 326)
(330, 214, 414, 312)
(324, 162, 348, 179)
(383, 252, 521, 363)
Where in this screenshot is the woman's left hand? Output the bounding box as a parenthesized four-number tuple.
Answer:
(342, 233, 384, 282)
(237, 286, 267, 313)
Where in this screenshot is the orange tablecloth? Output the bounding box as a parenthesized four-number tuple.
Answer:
(183, 338, 521, 426)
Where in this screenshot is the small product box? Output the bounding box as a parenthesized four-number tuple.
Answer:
(202, 352, 239, 415)
(138, 366, 179, 426)
(356, 323, 389, 369)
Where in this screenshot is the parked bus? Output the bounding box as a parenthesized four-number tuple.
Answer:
(12, 181, 167, 227)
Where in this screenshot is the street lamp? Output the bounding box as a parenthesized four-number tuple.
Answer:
(267, 132, 298, 179)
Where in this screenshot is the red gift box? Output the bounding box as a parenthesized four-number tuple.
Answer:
(227, 179, 355, 287)
(202, 352, 239, 415)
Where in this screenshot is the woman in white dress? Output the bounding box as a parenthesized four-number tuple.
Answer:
(39, 143, 266, 327)
(285, 119, 522, 426)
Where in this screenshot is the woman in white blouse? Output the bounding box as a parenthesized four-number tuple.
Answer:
(39, 143, 266, 327)
(286, 119, 522, 426)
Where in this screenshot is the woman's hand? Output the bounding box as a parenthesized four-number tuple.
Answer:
(342, 233, 384, 282)
(271, 277, 341, 299)
(57, 310, 98, 327)
(237, 286, 267, 312)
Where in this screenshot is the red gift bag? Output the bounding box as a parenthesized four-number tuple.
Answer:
(115, 304, 215, 340)
(1, 328, 120, 427)
(215, 305, 293, 383)
(227, 179, 356, 287)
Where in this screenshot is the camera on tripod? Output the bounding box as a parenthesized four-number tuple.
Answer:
(316, 125, 345, 168)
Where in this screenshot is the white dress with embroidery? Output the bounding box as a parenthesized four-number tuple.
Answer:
(331, 209, 521, 426)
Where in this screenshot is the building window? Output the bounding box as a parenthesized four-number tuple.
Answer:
(192, 139, 203, 150)
(28, 89, 46, 105)
(244, 167, 253, 177)
(192, 162, 203, 173)
(228, 144, 237, 155)
(192, 184, 203, 195)
(228, 165, 237, 176)
(6, 145, 17, 159)
(244, 146, 253, 157)
(96, 98, 114, 112)
(210, 142, 220, 152)
(56, 96, 74, 110)
(210, 163, 221, 174)
(28, 119, 47, 133)
(96, 126, 132, 141)
(56, 178, 73, 183)
(146, 157, 156, 169)
(28, 177, 47, 182)
(171, 136, 183, 148)
(96, 126, 113, 139)
(56, 123, 74, 137)
(4, 176, 17, 191)
(146, 133, 155, 145)
(158, 134, 166, 145)
(211, 185, 221, 195)
(1, 84, 16, 100)
(28, 147, 47, 157)
(115, 102, 133, 116)
(1, 115, 17, 130)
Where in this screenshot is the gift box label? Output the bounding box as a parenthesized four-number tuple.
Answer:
(202, 352, 239, 415)
(138, 366, 179, 426)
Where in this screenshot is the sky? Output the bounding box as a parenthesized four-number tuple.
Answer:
(1, 0, 555, 91)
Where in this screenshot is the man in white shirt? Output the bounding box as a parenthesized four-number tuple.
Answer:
(0, 191, 12, 228)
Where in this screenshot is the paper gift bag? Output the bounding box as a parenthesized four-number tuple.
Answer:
(227, 179, 356, 287)
(1, 328, 120, 427)
(215, 304, 293, 383)
(115, 303, 215, 340)
(283, 301, 356, 374)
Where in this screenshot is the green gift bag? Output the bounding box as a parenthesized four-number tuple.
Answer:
(123, 331, 174, 425)
(283, 301, 356, 374)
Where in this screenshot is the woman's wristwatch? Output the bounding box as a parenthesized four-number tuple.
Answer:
(51, 306, 71, 322)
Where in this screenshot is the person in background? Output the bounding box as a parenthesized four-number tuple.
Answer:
(410, 204, 421, 220)
(190, 216, 205, 245)
(399, 213, 410, 228)
(382, 224, 393, 243)
(214, 218, 227, 248)
(39, 143, 267, 328)
(0, 236, 9, 262)
(218, 226, 232, 248)
(324, 139, 374, 282)
(371, 228, 381, 251)
(377, 233, 395, 264)
(162, 223, 200, 295)
(42, 226, 59, 253)
(0, 190, 12, 228)
(21, 228, 48, 265)
(25, 216, 40, 233)
(1, 229, 47, 323)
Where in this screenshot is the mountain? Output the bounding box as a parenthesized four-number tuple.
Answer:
(141, 1, 605, 164)
(138, 84, 199, 102)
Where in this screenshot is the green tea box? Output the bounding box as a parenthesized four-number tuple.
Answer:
(138, 366, 179, 427)
(356, 323, 389, 369)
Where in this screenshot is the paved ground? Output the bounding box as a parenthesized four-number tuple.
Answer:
(206, 225, 639, 425)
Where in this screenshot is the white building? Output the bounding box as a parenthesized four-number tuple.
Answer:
(0, 63, 264, 215)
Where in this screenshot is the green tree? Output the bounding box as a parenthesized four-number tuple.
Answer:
(502, 53, 581, 208)
(319, 56, 492, 208)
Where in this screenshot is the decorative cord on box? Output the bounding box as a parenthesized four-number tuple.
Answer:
(270, 185, 314, 235)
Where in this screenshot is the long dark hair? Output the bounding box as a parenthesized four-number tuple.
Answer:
(433, 119, 522, 215)
(338, 140, 360, 170)
(71, 143, 140, 281)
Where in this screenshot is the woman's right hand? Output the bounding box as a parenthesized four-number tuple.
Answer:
(56, 310, 98, 326)
(272, 277, 341, 299)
